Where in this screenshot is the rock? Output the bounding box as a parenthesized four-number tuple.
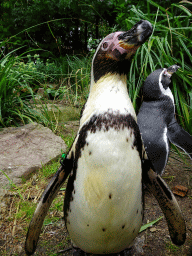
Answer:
(0, 202, 6, 213)
(15, 245, 23, 254)
(133, 235, 145, 255)
(0, 122, 67, 197)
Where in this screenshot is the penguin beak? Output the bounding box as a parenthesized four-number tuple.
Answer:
(166, 65, 180, 76)
(118, 20, 153, 49)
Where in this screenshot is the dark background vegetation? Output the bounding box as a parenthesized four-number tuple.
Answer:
(0, 0, 192, 133)
(0, 0, 186, 57)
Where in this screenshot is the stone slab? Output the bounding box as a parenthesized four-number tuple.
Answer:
(0, 122, 67, 196)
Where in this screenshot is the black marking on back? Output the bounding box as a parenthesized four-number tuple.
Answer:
(64, 111, 143, 224)
(156, 176, 172, 200)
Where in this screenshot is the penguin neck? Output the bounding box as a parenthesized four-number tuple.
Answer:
(159, 69, 174, 104)
(90, 73, 128, 97)
(80, 73, 136, 126)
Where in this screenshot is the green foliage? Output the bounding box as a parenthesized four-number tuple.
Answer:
(0, 0, 121, 57)
(62, 132, 77, 150)
(66, 55, 92, 100)
(41, 161, 60, 179)
(116, 2, 192, 134)
(0, 46, 60, 128)
(0, 50, 35, 127)
(0, 169, 24, 199)
(16, 201, 37, 220)
(166, 241, 180, 252)
(13, 54, 62, 84)
(139, 216, 163, 232)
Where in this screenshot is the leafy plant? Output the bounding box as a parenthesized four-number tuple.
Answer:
(0, 46, 58, 128)
(0, 50, 34, 127)
(116, 2, 192, 134)
(13, 54, 63, 85)
(0, 170, 24, 199)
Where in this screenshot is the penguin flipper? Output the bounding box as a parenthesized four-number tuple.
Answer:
(25, 156, 73, 255)
(168, 121, 192, 159)
(143, 166, 186, 246)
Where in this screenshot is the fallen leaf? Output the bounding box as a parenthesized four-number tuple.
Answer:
(172, 185, 188, 197)
(150, 227, 157, 232)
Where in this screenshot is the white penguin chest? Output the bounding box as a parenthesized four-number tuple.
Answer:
(66, 125, 143, 254)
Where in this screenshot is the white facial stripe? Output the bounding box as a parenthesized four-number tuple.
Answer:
(136, 24, 144, 42)
(159, 68, 174, 104)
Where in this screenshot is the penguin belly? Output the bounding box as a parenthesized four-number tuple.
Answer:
(65, 127, 142, 254)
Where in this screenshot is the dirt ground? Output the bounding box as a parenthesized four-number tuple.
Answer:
(0, 122, 191, 256)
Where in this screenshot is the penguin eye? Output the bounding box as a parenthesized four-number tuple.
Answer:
(102, 42, 109, 50)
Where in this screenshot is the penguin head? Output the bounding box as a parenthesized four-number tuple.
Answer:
(91, 20, 153, 84)
(143, 65, 180, 101)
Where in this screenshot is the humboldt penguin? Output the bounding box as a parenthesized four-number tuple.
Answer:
(137, 65, 192, 176)
(25, 21, 186, 256)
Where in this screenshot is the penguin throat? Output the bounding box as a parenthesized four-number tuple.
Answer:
(92, 57, 131, 84)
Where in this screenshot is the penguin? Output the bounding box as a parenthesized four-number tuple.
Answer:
(137, 65, 192, 176)
(25, 21, 186, 256)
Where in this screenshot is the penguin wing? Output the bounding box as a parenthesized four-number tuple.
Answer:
(168, 121, 192, 159)
(25, 154, 74, 255)
(143, 160, 186, 246)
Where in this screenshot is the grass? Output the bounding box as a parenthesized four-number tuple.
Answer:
(0, 50, 54, 128)
(123, 2, 192, 134)
(0, 158, 69, 255)
(166, 241, 180, 253)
